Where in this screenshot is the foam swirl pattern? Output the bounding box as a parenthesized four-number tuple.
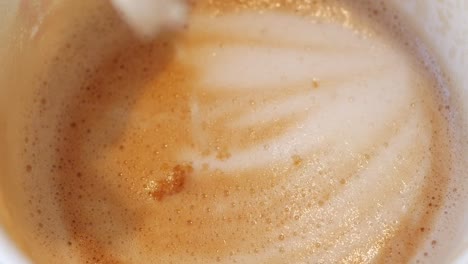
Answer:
(18, 2, 452, 263)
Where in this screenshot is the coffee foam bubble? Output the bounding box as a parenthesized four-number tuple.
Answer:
(16, 0, 463, 263)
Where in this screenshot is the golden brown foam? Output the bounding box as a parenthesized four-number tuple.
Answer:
(17, 0, 458, 263)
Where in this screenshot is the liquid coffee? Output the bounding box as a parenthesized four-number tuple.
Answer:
(19, 0, 461, 263)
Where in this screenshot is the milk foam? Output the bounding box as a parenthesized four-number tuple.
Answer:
(17, 1, 456, 263)
(181, 12, 419, 172)
(150, 10, 437, 263)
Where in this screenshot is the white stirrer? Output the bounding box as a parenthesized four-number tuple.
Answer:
(111, 0, 188, 38)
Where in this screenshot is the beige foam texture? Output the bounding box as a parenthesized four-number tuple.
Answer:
(0, 0, 465, 264)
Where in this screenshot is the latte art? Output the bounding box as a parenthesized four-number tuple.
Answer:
(20, 0, 454, 263)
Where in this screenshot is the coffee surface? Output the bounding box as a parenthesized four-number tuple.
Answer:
(20, 0, 456, 263)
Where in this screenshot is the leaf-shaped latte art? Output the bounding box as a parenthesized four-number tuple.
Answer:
(97, 11, 444, 263)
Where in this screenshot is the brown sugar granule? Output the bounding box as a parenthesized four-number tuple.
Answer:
(150, 164, 193, 201)
(312, 79, 320, 89)
(292, 155, 303, 166)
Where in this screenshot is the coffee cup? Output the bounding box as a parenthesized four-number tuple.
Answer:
(0, 0, 466, 263)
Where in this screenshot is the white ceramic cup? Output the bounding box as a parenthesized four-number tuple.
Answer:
(0, 0, 466, 263)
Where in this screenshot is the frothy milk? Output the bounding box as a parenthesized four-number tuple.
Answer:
(17, 0, 460, 263)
